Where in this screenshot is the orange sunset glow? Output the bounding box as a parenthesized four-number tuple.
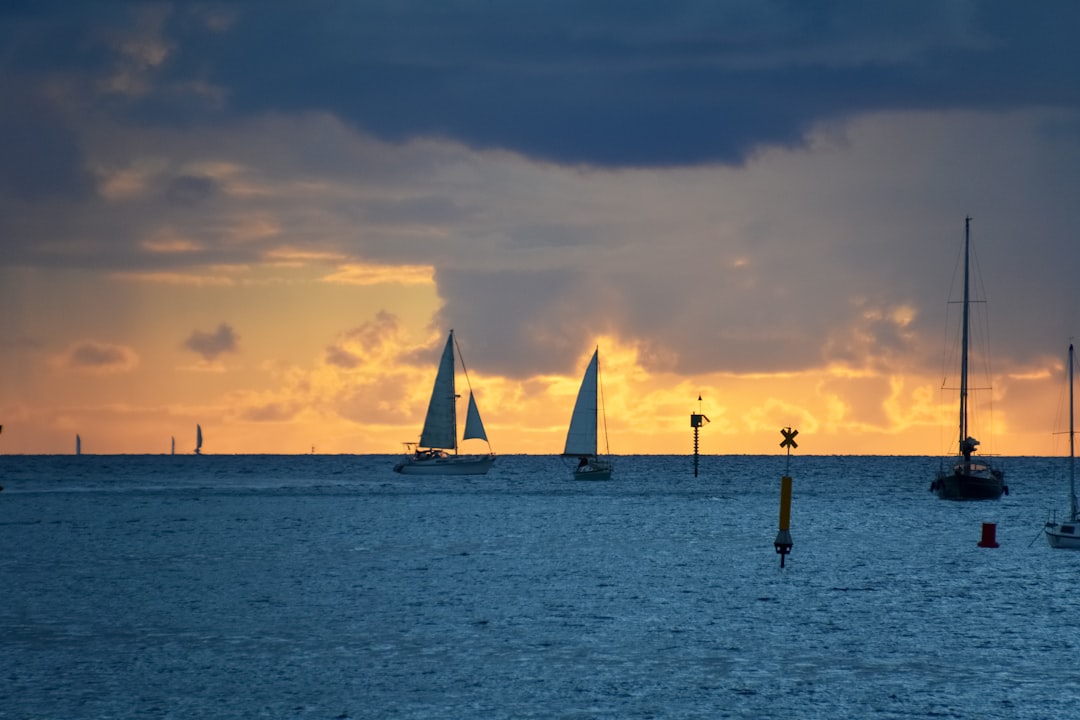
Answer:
(0, 250, 1069, 457)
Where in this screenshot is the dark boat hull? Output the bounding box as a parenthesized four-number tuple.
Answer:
(393, 454, 495, 476)
(570, 456, 613, 481)
(931, 467, 1005, 500)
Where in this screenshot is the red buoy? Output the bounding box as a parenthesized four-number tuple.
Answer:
(977, 522, 999, 548)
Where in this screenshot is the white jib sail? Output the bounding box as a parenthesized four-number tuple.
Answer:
(462, 391, 488, 442)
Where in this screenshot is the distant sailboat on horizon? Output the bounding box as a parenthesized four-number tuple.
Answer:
(76, 434, 81, 455)
(195, 424, 203, 455)
(171, 436, 175, 455)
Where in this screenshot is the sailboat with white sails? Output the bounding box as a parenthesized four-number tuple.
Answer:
(930, 216, 1006, 500)
(1045, 343, 1079, 548)
(563, 347, 613, 480)
(393, 330, 495, 475)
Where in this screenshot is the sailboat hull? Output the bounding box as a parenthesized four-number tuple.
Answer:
(1045, 523, 1080, 549)
(571, 456, 613, 481)
(393, 454, 495, 476)
(931, 464, 1005, 500)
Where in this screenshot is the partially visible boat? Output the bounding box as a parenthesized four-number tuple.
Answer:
(563, 347, 613, 480)
(1045, 343, 1080, 549)
(195, 424, 203, 455)
(930, 217, 1006, 500)
(393, 330, 496, 476)
(76, 434, 81, 455)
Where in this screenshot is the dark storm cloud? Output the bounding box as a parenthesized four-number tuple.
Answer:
(4, 1, 1080, 169)
(432, 267, 624, 377)
(435, 261, 837, 379)
(184, 1, 959, 166)
(163, 1, 1080, 165)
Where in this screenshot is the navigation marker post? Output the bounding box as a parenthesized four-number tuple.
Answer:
(690, 395, 709, 477)
(775, 426, 798, 568)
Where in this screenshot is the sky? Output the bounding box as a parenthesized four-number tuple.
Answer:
(2, 0, 1080, 456)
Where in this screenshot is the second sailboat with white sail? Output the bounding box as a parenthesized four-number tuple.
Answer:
(563, 347, 613, 480)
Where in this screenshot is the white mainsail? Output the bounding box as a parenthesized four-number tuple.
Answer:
(418, 334, 458, 450)
(564, 349, 600, 456)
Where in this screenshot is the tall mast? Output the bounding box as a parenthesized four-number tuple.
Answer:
(450, 329, 459, 455)
(959, 216, 971, 458)
(1070, 343, 1076, 519)
(597, 347, 609, 456)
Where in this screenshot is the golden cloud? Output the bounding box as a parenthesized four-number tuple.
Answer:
(322, 262, 434, 286)
(141, 236, 202, 253)
(110, 271, 236, 286)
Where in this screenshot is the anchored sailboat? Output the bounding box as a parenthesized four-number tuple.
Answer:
(930, 217, 1006, 500)
(393, 330, 496, 475)
(1045, 343, 1079, 548)
(563, 347, 613, 480)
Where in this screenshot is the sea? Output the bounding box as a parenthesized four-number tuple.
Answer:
(1, 453, 1077, 719)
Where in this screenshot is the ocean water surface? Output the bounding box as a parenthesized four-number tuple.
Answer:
(1, 453, 1077, 719)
